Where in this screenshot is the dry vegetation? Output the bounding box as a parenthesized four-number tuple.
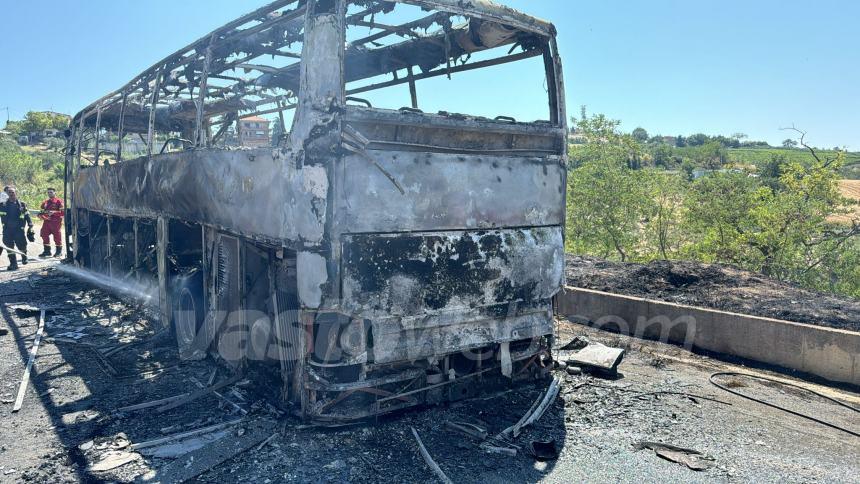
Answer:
(830, 180, 860, 224)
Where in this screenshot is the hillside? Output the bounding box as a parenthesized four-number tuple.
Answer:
(728, 147, 860, 179)
(830, 179, 860, 224)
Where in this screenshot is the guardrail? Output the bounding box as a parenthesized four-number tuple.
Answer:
(556, 286, 860, 386)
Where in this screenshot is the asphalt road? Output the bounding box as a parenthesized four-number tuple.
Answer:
(0, 261, 858, 483)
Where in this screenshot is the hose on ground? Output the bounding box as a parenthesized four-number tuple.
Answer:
(709, 371, 859, 438)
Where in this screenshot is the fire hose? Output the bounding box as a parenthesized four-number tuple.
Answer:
(710, 371, 859, 438)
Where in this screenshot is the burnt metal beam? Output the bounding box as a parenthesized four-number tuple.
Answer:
(74, 0, 301, 120)
(349, 11, 447, 46)
(407, 65, 418, 108)
(147, 69, 163, 157)
(347, 48, 542, 96)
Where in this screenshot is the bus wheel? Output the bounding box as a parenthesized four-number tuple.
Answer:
(172, 270, 206, 360)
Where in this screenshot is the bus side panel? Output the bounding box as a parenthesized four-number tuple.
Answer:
(73, 148, 328, 246)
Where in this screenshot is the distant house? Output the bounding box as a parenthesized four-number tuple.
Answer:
(24, 128, 64, 144)
(238, 116, 271, 148)
(662, 136, 677, 145)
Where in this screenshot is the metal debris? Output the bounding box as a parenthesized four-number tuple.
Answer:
(8, 303, 41, 314)
(139, 430, 231, 459)
(480, 443, 517, 456)
(444, 421, 488, 441)
(12, 309, 46, 412)
(130, 419, 243, 451)
(530, 439, 558, 461)
(498, 377, 561, 440)
(558, 335, 590, 351)
(189, 376, 248, 415)
(156, 373, 242, 413)
(116, 393, 190, 414)
(558, 342, 625, 374)
(144, 422, 275, 484)
(565, 365, 582, 375)
(635, 441, 714, 471)
(254, 432, 279, 452)
(411, 427, 453, 484)
(87, 450, 141, 472)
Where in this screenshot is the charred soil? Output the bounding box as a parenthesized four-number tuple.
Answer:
(565, 255, 860, 332)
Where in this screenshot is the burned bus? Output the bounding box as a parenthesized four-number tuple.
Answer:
(65, 0, 567, 422)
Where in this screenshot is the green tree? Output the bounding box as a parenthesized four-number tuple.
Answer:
(681, 159, 696, 180)
(685, 153, 857, 279)
(567, 159, 648, 261)
(684, 172, 762, 264)
(649, 143, 676, 168)
(5, 111, 70, 136)
(695, 141, 728, 169)
(0, 138, 63, 207)
(686, 133, 709, 146)
(632, 127, 649, 142)
(642, 170, 687, 259)
(22, 111, 54, 133)
(566, 114, 650, 260)
(782, 138, 798, 148)
(4, 120, 25, 136)
(759, 153, 788, 190)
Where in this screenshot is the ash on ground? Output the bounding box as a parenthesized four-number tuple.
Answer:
(566, 255, 860, 332)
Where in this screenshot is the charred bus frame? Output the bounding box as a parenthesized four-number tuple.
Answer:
(65, 0, 567, 422)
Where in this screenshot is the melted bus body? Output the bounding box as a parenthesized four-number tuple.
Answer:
(66, 0, 566, 422)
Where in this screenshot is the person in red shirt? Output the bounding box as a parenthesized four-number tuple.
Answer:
(39, 188, 64, 258)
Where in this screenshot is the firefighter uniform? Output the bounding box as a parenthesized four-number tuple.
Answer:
(0, 199, 34, 270)
(39, 195, 64, 257)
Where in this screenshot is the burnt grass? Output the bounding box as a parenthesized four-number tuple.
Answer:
(565, 255, 860, 332)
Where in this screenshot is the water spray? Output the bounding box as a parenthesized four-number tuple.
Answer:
(55, 264, 158, 305)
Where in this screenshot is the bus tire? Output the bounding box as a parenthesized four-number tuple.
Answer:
(171, 269, 206, 360)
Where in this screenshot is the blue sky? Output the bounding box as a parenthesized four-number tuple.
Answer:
(1, 0, 857, 149)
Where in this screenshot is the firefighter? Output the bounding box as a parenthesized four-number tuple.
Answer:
(0, 187, 34, 271)
(38, 187, 64, 258)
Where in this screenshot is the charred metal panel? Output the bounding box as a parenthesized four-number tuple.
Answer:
(211, 234, 244, 367)
(344, 107, 566, 138)
(403, 0, 555, 36)
(344, 108, 565, 155)
(341, 227, 563, 318)
(369, 305, 553, 364)
(156, 217, 170, 327)
(297, 251, 328, 308)
(73, 148, 328, 247)
(335, 150, 564, 233)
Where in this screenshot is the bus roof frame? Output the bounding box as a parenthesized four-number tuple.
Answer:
(72, 0, 556, 123)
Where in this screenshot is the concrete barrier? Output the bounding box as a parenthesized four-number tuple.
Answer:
(556, 286, 860, 386)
